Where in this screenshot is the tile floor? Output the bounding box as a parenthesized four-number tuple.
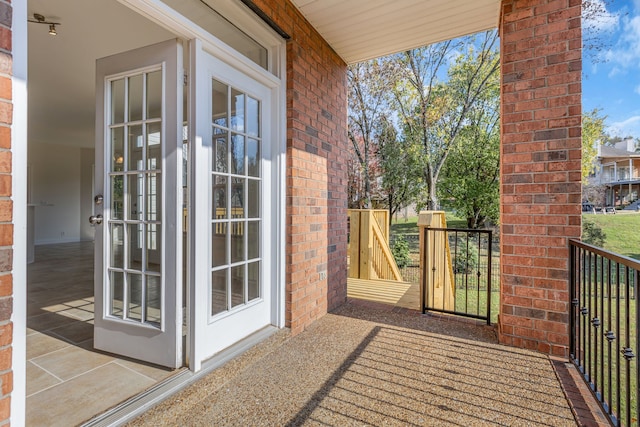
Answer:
(26, 242, 177, 427)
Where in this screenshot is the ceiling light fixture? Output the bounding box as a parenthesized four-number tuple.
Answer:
(28, 13, 61, 36)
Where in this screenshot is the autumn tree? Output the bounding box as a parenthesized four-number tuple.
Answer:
(377, 117, 424, 224)
(347, 59, 394, 208)
(393, 30, 500, 210)
(438, 64, 500, 229)
(582, 108, 607, 183)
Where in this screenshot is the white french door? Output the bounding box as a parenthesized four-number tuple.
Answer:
(189, 40, 274, 369)
(94, 39, 183, 368)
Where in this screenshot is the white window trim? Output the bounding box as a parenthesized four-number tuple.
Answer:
(12, 1, 28, 426)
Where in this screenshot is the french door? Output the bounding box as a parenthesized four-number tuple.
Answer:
(94, 39, 183, 368)
(189, 40, 274, 369)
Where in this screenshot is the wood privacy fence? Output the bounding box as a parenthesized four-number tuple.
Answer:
(348, 209, 403, 282)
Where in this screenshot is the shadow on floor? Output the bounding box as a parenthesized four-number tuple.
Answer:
(128, 300, 576, 426)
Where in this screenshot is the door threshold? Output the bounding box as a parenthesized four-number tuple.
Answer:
(81, 326, 279, 427)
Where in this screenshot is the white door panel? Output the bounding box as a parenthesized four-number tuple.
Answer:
(190, 40, 273, 369)
(94, 39, 183, 368)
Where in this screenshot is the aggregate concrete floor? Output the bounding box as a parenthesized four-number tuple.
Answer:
(127, 301, 577, 426)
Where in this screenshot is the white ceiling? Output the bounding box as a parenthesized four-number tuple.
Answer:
(27, 0, 501, 148)
(27, 0, 174, 147)
(290, 0, 501, 64)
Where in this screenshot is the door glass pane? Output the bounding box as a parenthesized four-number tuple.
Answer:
(146, 274, 162, 325)
(231, 134, 245, 175)
(111, 78, 126, 125)
(212, 223, 227, 267)
(127, 174, 144, 221)
(211, 269, 227, 316)
(147, 70, 162, 119)
(146, 223, 161, 272)
(147, 122, 162, 170)
(214, 136, 227, 173)
(230, 89, 244, 132)
(128, 223, 144, 270)
(110, 223, 124, 268)
(111, 127, 125, 172)
(146, 173, 161, 222)
(128, 125, 144, 171)
(213, 175, 227, 219)
(247, 97, 259, 137)
(231, 178, 244, 218)
(247, 221, 259, 260)
(247, 138, 260, 177)
(128, 74, 144, 122)
(231, 223, 244, 264)
(109, 271, 124, 318)
(248, 261, 259, 301)
(127, 273, 143, 321)
(111, 176, 124, 220)
(230, 265, 244, 308)
(248, 179, 260, 218)
(212, 80, 228, 128)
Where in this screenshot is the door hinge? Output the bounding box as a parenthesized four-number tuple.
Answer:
(183, 71, 188, 87)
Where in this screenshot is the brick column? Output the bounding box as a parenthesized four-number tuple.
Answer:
(250, 0, 349, 335)
(0, 0, 11, 422)
(499, 0, 582, 356)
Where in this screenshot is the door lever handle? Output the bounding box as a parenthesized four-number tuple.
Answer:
(89, 214, 103, 225)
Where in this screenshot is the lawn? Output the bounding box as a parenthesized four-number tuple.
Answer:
(583, 213, 640, 260)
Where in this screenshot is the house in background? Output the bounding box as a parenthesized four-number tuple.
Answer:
(5, 0, 581, 424)
(592, 138, 640, 208)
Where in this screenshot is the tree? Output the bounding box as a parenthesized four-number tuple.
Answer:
(582, 108, 607, 183)
(347, 59, 394, 208)
(377, 117, 424, 223)
(393, 30, 500, 210)
(437, 67, 500, 229)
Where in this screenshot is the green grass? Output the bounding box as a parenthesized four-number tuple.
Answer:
(583, 213, 640, 260)
(391, 212, 466, 235)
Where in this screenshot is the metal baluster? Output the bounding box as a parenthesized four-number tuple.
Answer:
(486, 231, 492, 326)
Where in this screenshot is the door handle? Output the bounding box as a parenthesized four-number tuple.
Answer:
(89, 214, 103, 225)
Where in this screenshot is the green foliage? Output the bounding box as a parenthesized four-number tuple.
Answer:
(452, 237, 479, 274)
(437, 51, 500, 229)
(378, 117, 425, 219)
(582, 109, 607, 184)
(391, 235, 411, 269)
(582, 219, 606, 247)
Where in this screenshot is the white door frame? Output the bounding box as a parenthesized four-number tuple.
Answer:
(117, 0, 286, 371)
(15, 0, 285, 422)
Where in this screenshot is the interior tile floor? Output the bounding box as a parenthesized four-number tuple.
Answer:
(27, 242, 177, 427)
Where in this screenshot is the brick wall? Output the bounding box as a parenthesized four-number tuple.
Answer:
(0, 0, 10, 422)
(249, 1, 349, 334)
(499, 0, 582, 356)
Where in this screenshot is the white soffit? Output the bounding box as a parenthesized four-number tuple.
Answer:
(290, 0, 501, 64)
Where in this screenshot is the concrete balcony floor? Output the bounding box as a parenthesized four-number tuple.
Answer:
(128, 300, 594, 426)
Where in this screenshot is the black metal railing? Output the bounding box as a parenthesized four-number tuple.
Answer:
(422, 227, 494, 324)
(570, 239, 640, 427)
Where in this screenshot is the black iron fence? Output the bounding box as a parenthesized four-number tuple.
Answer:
(421, 227, 496, 324)
(570, 239, 640, 427)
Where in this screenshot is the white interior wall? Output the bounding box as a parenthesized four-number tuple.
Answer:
(28, 142, 95, 244)
(80, 148, 95, 241)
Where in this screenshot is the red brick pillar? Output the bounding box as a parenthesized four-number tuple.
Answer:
(0, 0, 12, 421)
(499, 0, 582, 356)
(250, 0, 349, 335)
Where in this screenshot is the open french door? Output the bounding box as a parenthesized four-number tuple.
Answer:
(189, 40, 274, 369)
(93, 39, 183, 368)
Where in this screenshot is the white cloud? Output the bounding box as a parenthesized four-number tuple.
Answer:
(608, 115, 640, 137)
(606, 14, 640, 70)
(635, 85, 640, 95)
(583, 0, 620, 33)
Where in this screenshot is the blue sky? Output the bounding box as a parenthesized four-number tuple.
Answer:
(583, 0, 640, 137)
